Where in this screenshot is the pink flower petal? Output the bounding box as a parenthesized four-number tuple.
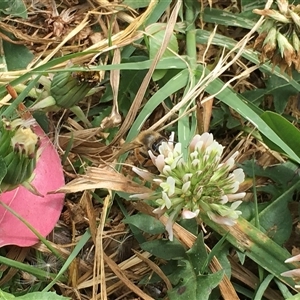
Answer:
(281, 269, 300, 278)
(0, 122, 65, 247)
(207, 211, 237, 226)
(285, 254, 300, 263)
(132, 167, 154, 181)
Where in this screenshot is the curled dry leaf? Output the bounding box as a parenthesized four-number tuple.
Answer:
(56, 166, 152, 195)
(0, 122, 65, 247)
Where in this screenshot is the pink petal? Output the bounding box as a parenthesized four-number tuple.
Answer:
(0, 122, 65, 247)
(281, 269, 300, 278)
(207, 211, 237, 226)
(132, 167, 154, 181)
(285, 254, 300, 263)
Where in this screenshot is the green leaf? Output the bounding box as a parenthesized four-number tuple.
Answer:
(124, 68, 189, 142)
(241, 161, 298, 244)
(255, 187, 294, 245)
(149, 24, 179, 81)
(123, 213, 165, 235)
(201, 7, 256, 29)
(146, 0, 173, 27)
(242, 74, 300, 114)
(186, 233, 208, 275)
(118, 59, 149, 115)
(167, 259, 224, 300)
(0, 156, 7, 184)
(286, 293, 300, 300)
(261, 111, 300, 159)
(241, 161, 298, 196)
(0, 290, 70, 299)
(204, 74, 300, 163)
(2, 40, 34, 71)
(141, 239, 186, 260)
(201, 215, 299, 288)
(122, 0, 150, 9)
(241, 0, 267, 14)
(0, 0, 27, 18)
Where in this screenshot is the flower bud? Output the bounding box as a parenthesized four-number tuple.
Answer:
(0, 117, 40, 191)
(50, 72, 92, 109)
(277, 32, 295, 66)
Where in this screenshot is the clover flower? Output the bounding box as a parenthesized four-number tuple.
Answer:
(0, 117, 40, 191)
(253, 0, 300, 74)
(130, 132, 246, 241)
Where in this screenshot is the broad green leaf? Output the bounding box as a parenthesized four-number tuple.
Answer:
(255, 186, 294, 245)
(3, 40, 34, 70)
(261, 111, 300, 159)
(0, 290, 70, 299)
(0, 0, 27, 18)
(178, 218, 198, 236)
(141, 239, 186, 260)
(186, 233, 208, 275)
(241, 161, 298, 244)
(0, 289, 14, 300)
(118, 61, 148, 115)
(167, 259, 224, 300)
(123, 213, 165, 235)
(241, 161, 299, 197)
(201, 7, 256, 29)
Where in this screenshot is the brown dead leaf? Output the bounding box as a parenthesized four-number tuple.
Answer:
(56, 166, 152, 195)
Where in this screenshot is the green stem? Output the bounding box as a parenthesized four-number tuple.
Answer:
(184, 0, 197, 68)
(0, 255, 66, 281)
(178, 0, 199, 155)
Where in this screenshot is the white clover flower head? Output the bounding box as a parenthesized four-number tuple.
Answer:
(131, 132, 246, 240)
